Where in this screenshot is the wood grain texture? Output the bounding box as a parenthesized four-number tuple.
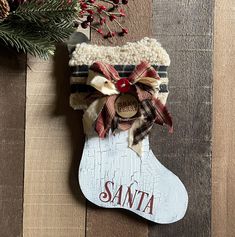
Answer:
(23, 49, 86, 237)
(86, 0, 152, 236)
(0, 48, 26, 237)
(212, 1, 235, 236)
(91, 0, 152, 46)
(150, 0, 213, 236)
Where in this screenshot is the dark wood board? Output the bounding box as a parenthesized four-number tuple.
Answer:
(87, 0, 213, 236)
(86, 0, 151, 236)
(149, 0, 213, 236)
(0, 0, 214, 235)
(0, 48, 26, 237)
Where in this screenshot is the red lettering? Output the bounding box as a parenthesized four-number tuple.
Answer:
(99, 181, 114, 203)
(111, 185, 123, 205)
(137, 191, 149, 211)
(143, 195, 154, 215)
(99, 181, 154, 215)
(122, 187, 138, 208)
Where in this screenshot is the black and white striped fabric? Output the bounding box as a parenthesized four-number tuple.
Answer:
(70, 64, 169, 94)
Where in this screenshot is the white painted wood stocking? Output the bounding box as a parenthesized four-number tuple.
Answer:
(69, 37, 188, 224)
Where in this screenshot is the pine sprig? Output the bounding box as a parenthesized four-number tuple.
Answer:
(0, 0, 79, 58)
(0, 22, 55, 58)
(10, 0, 79, 25)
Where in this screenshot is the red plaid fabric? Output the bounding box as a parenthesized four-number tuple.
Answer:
(128, 61, 159, 83)
(90, 62, 120, 81)
(90, 61, 173, 147)
(95, 95, 117, 138)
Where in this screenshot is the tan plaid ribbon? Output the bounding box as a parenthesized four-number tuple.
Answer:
(82, 61, 173, 156)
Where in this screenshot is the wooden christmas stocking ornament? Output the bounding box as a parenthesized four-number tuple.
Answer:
(69, 38, 188, 224)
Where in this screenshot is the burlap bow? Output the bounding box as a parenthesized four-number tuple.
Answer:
(82, 61, 173, 156)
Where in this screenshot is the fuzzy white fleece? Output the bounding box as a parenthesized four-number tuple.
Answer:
(69, 37, 170, 66)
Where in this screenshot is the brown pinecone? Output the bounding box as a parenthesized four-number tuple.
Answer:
(0, 0, 10, 20)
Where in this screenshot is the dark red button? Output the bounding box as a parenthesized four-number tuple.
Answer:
(116, 78, 130, 93)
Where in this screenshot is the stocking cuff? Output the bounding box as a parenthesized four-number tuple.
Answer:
(69, 37, 170, 66)
(69, 38, 170, 110)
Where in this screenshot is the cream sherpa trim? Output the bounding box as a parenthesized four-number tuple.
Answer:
(69, 37, 170, 66)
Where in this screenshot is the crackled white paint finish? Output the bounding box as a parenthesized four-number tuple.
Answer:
(79, 131, 188, 224)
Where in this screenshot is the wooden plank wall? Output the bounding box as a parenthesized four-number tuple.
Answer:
(87, 0, 213, 236)
(86, 1, 151, 237)
(1, 0, 235, 236)
(23, 53, 86, 236)
(0, 49, 26, 237)
(150, 1, 213, 236)
(212, 0, 235, 236)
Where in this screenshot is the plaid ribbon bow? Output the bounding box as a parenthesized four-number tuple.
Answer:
(82, 61, 173, 156)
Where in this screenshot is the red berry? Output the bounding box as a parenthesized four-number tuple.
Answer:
(109, 14, 117, 21)
(87, 9, 95, 14)
(81, 3, 88, 10)
(79, 10, 86, 15)
(99, 5, 107, 11)
(87, 15, 94, 22)
(100, 17, 106, 25)
(81, 21, 89, 29)
(107, 32, 112, 38)
(97, 29, 104, 35)
(89, 0, 95, 3)
(119, 8, 125, 16)
(122, 28, 128, 34)
(113, 0, 119, 4)
(106, 31, 116, 38)
(122, 0, 128, 4)
(118, 28, 128, 37)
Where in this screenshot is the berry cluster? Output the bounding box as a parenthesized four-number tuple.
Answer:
(77, 0, 128, 38)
